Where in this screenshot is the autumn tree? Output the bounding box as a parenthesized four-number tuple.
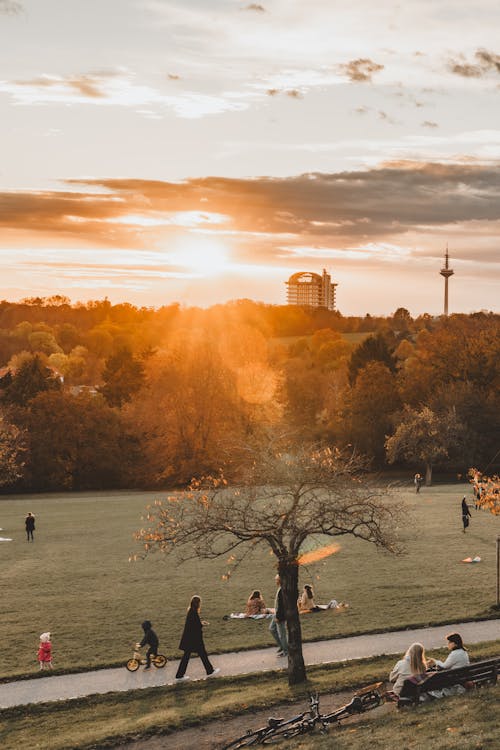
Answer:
(100, 348, 146, 407)
(135, 444, 402, 685)
(338, 362, 401, 463)
(385, 406, 464, 485)
(348, 333, 396, 385)
(124, 338, 245, 484)
(0, 412, 26, 487)
(0, 353, 61, 407)
(21, 391, 133, 490)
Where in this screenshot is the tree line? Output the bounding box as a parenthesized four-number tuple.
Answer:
(0, 297, 498, 492)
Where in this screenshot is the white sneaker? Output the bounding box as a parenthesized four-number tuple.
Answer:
(175, 675, 190, 681)
(207, 668, 220, 678)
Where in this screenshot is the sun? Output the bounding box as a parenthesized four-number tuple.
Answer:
(170, 235, 231, 277)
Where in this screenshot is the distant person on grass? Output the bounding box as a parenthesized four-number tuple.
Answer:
(25, 512, 35, 542)
(139, 620, 159, 670)
(175, 595, 220, 681)
(269, 574, 288, 657)
(414, 473, 423, 493)
(461, 496, 472, 532)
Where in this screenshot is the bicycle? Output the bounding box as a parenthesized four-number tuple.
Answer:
(125, 644, 168, 672)
(222, 683, 385, 748)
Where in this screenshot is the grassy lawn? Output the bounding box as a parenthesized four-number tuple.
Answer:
(1, 641, 498, 750)
(0, 483, 498, 678)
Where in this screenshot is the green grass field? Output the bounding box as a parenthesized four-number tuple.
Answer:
(0, 483, 498, 678)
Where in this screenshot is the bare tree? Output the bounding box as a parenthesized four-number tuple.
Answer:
(135, 444, 403, 685)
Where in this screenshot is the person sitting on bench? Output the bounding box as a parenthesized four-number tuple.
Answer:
(389, 642, 428, 697)
(425, 632, 470, 698)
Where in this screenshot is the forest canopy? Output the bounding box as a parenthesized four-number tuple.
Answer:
(0, 298, 498, 492)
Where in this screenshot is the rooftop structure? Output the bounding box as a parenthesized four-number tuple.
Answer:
(285, 269, 337, 311)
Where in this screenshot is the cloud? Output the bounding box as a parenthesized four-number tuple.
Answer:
(338, 58, 384, 83)
(15, 74, 107, 98)
(449, 48, 500, 78)
(1, 70, 249, 119)
(0, 0, 22, 14)
(244, 3, 266, 11)
(3, 162, 500, 259)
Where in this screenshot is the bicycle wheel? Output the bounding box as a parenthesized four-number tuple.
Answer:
(153, 654, 167, 668)
(261, 719, 315, 744)
(222, 730, 264, 749)
(126, 658, 140, 672)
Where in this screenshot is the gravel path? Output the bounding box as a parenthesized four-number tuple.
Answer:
(0, 618, 498, 710)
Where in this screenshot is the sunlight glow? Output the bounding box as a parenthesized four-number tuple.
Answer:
(169, 235, 231, 276)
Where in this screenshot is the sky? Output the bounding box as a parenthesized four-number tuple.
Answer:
(1, 0, 499, 316)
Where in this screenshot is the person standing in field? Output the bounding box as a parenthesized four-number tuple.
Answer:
(414, 473, 423, 493)
(25, 512, 35, 542)
(269, 574, 288, 657)
(461, 496, 472, 532)
(175, 595, 220, 681)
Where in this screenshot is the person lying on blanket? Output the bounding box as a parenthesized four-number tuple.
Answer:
(297, 584, 349, 613)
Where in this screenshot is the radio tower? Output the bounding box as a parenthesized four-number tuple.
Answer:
(440, 245, 454, 316)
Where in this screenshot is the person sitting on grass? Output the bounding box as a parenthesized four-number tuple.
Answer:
(297, 584, 348, 613)
(245, 590, 268, 616)
(388, 642, 428, 697)
(139, 620, 159, 670)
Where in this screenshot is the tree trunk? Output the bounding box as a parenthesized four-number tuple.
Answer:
(279, 557, 307, 686)
(425, 462, 432, 486)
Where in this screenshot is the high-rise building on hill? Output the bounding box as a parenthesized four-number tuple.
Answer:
(285, 269, 337, 311)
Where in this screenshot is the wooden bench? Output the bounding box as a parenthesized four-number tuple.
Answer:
(398, 656, 499, 707)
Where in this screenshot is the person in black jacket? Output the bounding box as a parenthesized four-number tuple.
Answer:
(25, 512, 35, 542)
(461, 496, 472, 533)
(175, 596, 220, 680)
(139, 620, 159, 669)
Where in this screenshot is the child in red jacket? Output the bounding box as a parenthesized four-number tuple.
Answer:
(38, 632, 53, 670)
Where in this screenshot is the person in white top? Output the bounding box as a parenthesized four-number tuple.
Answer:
(389, 642, 428, 696)
(427, 632, 470, 670)
(426, 632, 470, 698)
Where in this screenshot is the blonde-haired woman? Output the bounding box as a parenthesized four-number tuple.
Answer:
(389, 642, 428, 695)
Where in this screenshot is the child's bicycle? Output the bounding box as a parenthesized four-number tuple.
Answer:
(126, 644, 168, 672)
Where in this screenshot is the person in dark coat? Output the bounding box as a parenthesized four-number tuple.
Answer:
(175, 595, 220, 680)
(461, 497, 472, 533)
(139, 620, 159, 669)
(25, 512, 35, 542)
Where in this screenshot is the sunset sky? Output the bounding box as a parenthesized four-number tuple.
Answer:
(1, 0, 499, 315)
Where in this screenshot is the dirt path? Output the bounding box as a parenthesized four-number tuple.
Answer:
(113, 689, 394, 750)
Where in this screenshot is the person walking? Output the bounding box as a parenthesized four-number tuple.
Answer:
(25, 512, 35, 542)
(461, 496, 472, 532)
(139, 620, 159, 670)
(269, 574, 288, 657)
(175, 595, 220, 681)
(414, 474, 423, 493)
